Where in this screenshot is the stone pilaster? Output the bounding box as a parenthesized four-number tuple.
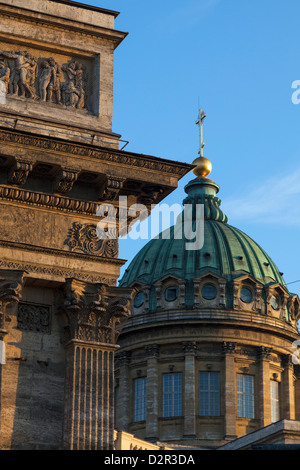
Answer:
(222, 342, 237, 440)
(0, 270, 25, 441)
(0, 269, 25, 337)
(282, 354, 295, 420)
(145, 344, 159, 441)
(116, 351, 131, 431)
(182, 341, 197, 438)
(257, 346, 272, 427)
(294, 365, 300, 421)
(59, 278, 131, 450)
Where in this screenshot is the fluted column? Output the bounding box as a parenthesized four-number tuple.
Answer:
(257, 347, 272, 427)
(60, 279, 132, 450)
(145, 344, 159, 441)
(183, 341, 197, 438)
(223, 342, 237, 440)
(282, 355, 295, 420)
(64, 340, 117, 450)
(116, 351, 131, 431)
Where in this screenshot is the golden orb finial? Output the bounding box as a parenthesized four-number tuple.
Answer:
(192, 156, 212, 178)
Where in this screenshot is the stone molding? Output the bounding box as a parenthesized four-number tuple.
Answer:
(0, 129, 191, 177)
(0, 184, 98, 215)
(0, 4, 127, 47)
(0, 259, 116, 286)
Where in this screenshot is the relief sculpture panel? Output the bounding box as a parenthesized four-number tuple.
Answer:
(0, 49, 90, 112)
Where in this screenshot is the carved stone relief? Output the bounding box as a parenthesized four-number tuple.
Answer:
(64, 222, 118, 258)
(0, 51, 89, 111)
(17, 303, 51, 334)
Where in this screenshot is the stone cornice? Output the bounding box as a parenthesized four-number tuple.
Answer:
(121, 309, 300, 341)
(47, 0, 120, 18)
(0, 184, 99, 216)
(0, 128, 192, 177)
(0, 3, 127, 48)
(0, 258, 116, 286)
(0, 239, 126, 265)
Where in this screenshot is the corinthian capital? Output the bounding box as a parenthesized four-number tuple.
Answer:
(0, 270, 25, 332)
(60, 279, 132, 345)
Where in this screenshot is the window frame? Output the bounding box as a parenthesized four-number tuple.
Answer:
(162, 372, 183, 418)
(237, 373, 255, 419)
(270, 379, 280, 423)
(199, 371, 220, 416)
(133, 377, 147, 422)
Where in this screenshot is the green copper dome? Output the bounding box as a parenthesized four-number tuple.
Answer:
(120, 175, 286, 291)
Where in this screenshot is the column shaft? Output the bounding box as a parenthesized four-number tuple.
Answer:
(117, 353, 131, 431)
(183, 342, 196, 437)
(283, 355, 295, 420)
(63, 341, 117, 450)
(145, 346, 159, 441)
(258, 348, 272, 427)
(223, 343, 237, 439)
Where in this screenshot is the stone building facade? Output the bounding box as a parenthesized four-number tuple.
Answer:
(116, 161, 300, 449)
(0, 0, 192, 450)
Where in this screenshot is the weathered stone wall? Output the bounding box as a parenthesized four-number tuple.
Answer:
(1, 285, 65, 450)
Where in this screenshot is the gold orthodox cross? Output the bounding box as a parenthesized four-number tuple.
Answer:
(195, 108, 206, 157)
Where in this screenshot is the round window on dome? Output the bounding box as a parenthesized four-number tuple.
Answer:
(134, 292, 145, 308)
(201, 284, 217, 300)
(240, 287, 253, 303)
(164, 286, 178, 302)
(270, 295, 280, 310)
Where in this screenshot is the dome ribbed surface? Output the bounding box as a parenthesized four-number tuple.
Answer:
(120, 176, 286, 290)
(119, 220, 285, 288)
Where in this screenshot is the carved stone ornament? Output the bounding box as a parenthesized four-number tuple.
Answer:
(182, 341, 197, 355)
(99, 176, 126, 202)
(0, 52, 88, 111)
(257, 346, 272, 361)
(222, 342, 236, 355)
(17, 303, 51, 334)
(60, 279, 132, 345)
(0, 270, 25, 331)
(145, 344, 160, 358)
(64, 222, 118, 258)
(8, 157, 33, 186)
(53, 167, 80, 194)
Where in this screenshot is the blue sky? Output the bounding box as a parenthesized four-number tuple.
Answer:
(85, 0, 300, 295)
